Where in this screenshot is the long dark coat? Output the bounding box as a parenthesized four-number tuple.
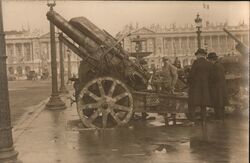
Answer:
(210, 61, 228, 107)
(188, 57, 213, 107)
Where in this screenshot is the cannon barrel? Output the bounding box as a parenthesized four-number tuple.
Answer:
(223, 28, 249, 55)
(47, 10, 150, 89)
(47, 10, 126, 60)
(58, 34, 98, 69)
(47, 10, 102, 57)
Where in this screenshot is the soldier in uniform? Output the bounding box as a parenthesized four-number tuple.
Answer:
(173, 57, 182, 69)
(187, 49, 213, 125)
(207, 52, 228, 121)
(161, 56, 178, 94)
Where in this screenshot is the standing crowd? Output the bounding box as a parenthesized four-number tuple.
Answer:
(187, 48, 228, 124)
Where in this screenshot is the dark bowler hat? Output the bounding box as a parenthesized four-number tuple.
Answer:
(195, 48, 207, 56)
(207, 52, 218, 60)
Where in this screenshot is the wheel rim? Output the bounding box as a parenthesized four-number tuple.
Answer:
(77, 77, 133, 128)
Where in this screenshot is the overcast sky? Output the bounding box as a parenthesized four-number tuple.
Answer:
(2, 1, 249, 35)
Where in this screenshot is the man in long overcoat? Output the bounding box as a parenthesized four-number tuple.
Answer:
(188, 49, 213, 123)
(207, 52, 228, 121)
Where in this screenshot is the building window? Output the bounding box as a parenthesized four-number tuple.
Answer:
(25, 66, 31, 74)
(189, 37, 195, 51)
(204, 36, 210, 48)
(17, 66, 23, 75)
(242, 34, 249, 45)
(8, 67, 14, 75)
(6, 44, 14, 63)
(24, 43, 31, 61)
(227, 36, 234, 50)
(147, 39, 155, 53)
(158, 47, 162, 53)
(163, 38, 171, 55)
(219, 36, 226, 52)
(41, 42, 49, 60)
(212, 36, 218, 49)
(141, 41, 147, 52)
(16, 43, 23, 62)
(173, 38, 179, 50)
(181, 37, 187, 49)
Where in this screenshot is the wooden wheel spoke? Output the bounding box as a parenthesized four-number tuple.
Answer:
(88, 109, 100, 123)
(102, 111, 108, 128)
(108, 81, 117, 97)
(84, 89, 100, 101)
(97, 80, 105, 97)
(113, 104, 131, 112)
(82, 103, 100, 110)
(113, 92, 128, 102)
(110, 110, 122, 124)
(78, 77, 133, 128)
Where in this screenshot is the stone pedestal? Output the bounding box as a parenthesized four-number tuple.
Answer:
(46, 94, 66, 110)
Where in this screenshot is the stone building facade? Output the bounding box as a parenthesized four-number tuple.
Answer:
(5, 30, 80, 79)
(119, 23, 249, 70)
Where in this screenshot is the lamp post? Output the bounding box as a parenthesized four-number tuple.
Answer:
(195, 13, 202, 49)
(0, 0, 20, 162)
(46, 0, 66, 110)
(59, 33, 68, 94)
(67, 48, 72, 82)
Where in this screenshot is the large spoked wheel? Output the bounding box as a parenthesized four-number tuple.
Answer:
(76, 77, 133, 128)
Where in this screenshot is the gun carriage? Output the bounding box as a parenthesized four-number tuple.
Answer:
(47, 10, 188, 128)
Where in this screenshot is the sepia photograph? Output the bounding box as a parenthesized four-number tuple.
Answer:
(0, 0, 249, 163)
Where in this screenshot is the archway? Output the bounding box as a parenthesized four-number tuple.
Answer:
(25, 66, 31, 74)
(8, 67, 14, 75)
(16, 66, 23, 76)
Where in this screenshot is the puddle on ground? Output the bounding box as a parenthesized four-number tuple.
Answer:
(154, 144, 177, 153)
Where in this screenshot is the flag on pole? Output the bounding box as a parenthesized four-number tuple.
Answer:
(203, 3, 209, 10)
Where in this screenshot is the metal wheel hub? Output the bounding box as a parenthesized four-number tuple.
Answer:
(76, 77, 133, 128)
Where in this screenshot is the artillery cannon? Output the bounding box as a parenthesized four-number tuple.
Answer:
(47, 10, 188, 128)
(221, 28, 249, 110)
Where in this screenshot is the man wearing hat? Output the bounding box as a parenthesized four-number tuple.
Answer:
(207, 52, 228, 121)
(160, 56, 178, 93)
(187, 48, 213, 124)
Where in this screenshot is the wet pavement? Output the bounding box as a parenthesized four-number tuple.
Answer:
(13, 95, 249, 163)
(8, 80, 51, 125)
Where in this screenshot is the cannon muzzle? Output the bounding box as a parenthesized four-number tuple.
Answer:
(223, 28, 249, 56)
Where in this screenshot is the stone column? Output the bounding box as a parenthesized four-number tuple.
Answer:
(210, 35, 213, 52)
(59, 33, 68, 94)
(0, 0, 20, 162)
(46, 5, 66, 110)
(171, 38, 174, 56)
(13, 43, 16, 63)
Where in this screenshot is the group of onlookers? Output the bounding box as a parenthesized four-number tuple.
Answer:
(187, 48, 228, 124)
(149, 48, 228, 124)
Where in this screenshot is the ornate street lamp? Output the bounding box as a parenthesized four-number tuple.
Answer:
(195, 13, 202, 49)
(46, 0, 66, 110)
(0, 0, 19, 162)
(47, 0, 56, 9)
